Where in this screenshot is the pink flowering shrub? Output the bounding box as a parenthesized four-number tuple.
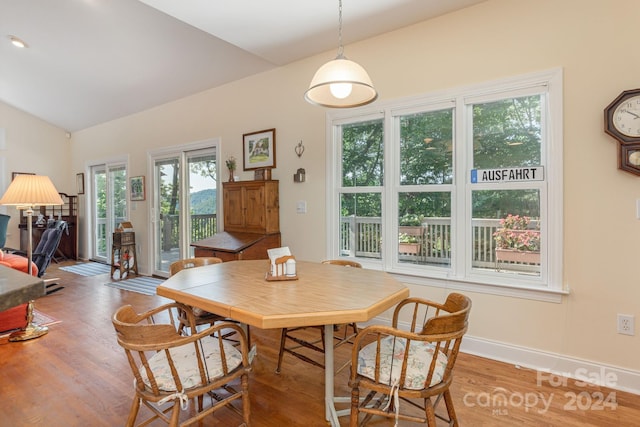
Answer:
(493, 214, 540, 252)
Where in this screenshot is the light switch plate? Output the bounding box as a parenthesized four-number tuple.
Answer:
(296, 200, 307, 214)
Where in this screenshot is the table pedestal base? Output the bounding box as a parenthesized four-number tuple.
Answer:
(9, 300, 48, 341)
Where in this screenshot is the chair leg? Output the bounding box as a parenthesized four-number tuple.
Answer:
(345, 322, 359, 343)
(241, 372, 251, 426)
(169, 402, 181, 427)
(126, 397, 141, 427)
(277, 326, 326, 373)
(443, 390, 459, 426)
(425, 397, 437, 426)
(275, 328, 288, 374)
(350, 386, 360, 427)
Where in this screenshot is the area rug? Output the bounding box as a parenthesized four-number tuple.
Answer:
(104, 276, 164, 296)
(60, 262, 111, 277)
(33, 309, 61, 326)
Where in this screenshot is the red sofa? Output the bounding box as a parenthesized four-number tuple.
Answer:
(0, 252, 39, 275)
(0, 252, 39, 333)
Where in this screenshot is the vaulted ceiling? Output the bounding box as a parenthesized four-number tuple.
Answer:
(0, 0, 486, 132)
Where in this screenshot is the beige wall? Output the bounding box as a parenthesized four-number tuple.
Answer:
(0, 102, 71, 248)
(5, 0, 638, 384)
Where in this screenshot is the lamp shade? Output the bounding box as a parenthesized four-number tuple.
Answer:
(0, 175, 63, 208)
(304, 56, 378, 108)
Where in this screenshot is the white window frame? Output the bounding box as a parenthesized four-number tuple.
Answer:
(148, 138, 221, 277)
(326, 68, 565, 302)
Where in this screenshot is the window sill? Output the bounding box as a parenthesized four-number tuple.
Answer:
(388, 271, 569, 303)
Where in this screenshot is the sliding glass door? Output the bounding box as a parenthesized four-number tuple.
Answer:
(90, 163, 127, 263)
(152, 147, 218, 275)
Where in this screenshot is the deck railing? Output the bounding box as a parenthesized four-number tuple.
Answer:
(159, 213, 217, 250)
(340, 216, 540, 270)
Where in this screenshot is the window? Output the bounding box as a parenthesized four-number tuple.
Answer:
(327, 69, 563, 298)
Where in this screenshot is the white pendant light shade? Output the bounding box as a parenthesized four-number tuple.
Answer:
(304, 0, 378, 108)
(304, 56, 378, 108)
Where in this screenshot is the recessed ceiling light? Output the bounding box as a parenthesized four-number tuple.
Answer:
(9, 35, 28, 48)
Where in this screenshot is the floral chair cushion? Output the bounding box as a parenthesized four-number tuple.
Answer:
(357, 335, 448, 390)
(140, 336, 242, 392)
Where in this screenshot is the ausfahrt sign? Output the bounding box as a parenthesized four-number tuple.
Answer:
(470, 166, 544, 183)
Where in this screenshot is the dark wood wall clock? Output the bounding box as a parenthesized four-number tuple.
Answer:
(604, 88, 640, 176)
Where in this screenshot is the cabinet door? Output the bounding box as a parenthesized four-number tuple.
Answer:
(243, 184, 266, 231)
(222, 181, 279, 234)
(263, 182, 280, 234)
(223, 186, 245, 229)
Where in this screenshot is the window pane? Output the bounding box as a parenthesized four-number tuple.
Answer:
(400, 109, 453, 185)
(398, 192, 451, 266)
(93, 169, 107, 259)
(471, 189, 541, 276)
(156, 157, 180, 271)
(187, 152, 217, 257)
(473, 95, 542, 169)
(110, 166, 127, 230)
(340, 193, 381, 259)
(342, 119, 384, 187)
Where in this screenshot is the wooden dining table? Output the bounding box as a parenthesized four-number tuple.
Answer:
(156, 259, 409, 425)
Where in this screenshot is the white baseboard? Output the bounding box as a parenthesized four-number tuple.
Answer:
(366, 316, 640, 396)
(460, 335, 640, 395)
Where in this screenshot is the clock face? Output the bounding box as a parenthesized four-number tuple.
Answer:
(613, 95, 640, 137)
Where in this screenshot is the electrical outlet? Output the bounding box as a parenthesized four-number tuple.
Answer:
(617, 314, 635, 336)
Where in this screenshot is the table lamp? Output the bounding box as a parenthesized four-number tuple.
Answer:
(0, 174, 63, 340)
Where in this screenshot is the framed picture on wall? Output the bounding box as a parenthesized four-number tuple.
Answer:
(76, 173, 85, 195)
(243, 128, 276, 171)
(130, 176, 145, 201)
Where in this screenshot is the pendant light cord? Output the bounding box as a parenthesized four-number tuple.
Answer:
(337, 0, 344, 58)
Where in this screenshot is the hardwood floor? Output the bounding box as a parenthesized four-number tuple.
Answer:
(1, 261, 638, 426)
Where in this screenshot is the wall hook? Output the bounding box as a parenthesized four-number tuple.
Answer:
(295, 140, 305, 158)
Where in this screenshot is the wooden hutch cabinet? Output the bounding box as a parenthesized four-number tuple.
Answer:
(191, 180, 281, 261)
(223, 180, 279, 234)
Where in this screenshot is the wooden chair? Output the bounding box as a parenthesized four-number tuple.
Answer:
(348, 293, 471, 426)
(168, 256, 224, 275)
(169, 257, 250, 347)
(275, 259, 361, 374)
(169, 257, 224, 335)
(112, 303, 251, 427)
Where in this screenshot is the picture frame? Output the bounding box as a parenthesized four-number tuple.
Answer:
(243, 128, 276, 171)
(75, 173, 85, 195)
(130, 176, 145, 201)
